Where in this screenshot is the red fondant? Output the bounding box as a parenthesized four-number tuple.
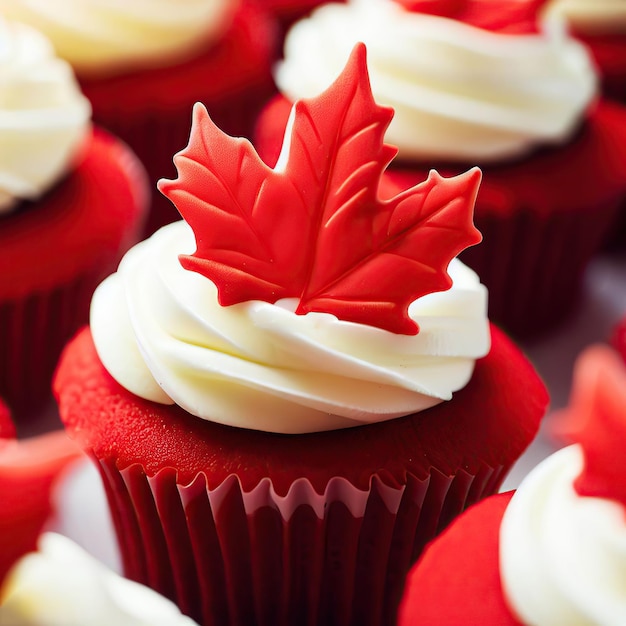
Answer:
(160, 44, 481, 335)
(0, 431, 82, 584)
(397, 491, 523, 625)
(552, 346, 626, 510)
(393, 0, 547, 33)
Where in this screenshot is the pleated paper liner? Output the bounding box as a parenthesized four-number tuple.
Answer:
(96, 458, 507, 626)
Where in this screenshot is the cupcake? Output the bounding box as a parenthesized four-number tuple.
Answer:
(54, 45, 548, 626)
(0, 18, 148, 419)
(0, 533, 198, 625)
(543, 0, 626, 101)
(256, 0, 626, 338)
(397, 343, 626, 625)
(1, 0, 279, 236)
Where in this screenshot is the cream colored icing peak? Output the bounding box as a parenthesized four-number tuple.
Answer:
(0, 18, 91, 214)
(500, 445, 626, 626)
(276, 0, 597, 163)
(90, 220, 490, 434)
(0, 533, 199, 626)
(0, 0, 236, 77)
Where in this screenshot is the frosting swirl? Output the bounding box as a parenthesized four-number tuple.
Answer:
(500, 445, 626, 625)
(276, 0, 597, 163)
(90, 220, 490, 434)
(544, 0, 626, 35)
(0, 19, 91, 214)
(0, 533, 199, 625)
(0, 0, 235, 77)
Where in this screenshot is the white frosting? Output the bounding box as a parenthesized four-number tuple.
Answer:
(500, 445, 626, 626)
(0, 533, 199, 626)
(0, 19, 91, 214)
(0, 0, 235, 77)
(90, 220, 490, 434)
(276, 0, 598, 163)
(544, 0, 626, 35)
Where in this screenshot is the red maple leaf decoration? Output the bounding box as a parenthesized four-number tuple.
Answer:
(159, 44, 482, 335)
(393, 0, 548, 34)
(0, 399, 15, 441)
(552, 345, 626, 511)
(610, 316, 626, 364)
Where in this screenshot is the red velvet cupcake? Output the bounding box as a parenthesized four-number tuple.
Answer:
(0, 20, 148, 419)
(398, 344, 626, 625)
(55, 46, 548, 626)
(257, 0, 626, 338)
(3, 1, 279, 236)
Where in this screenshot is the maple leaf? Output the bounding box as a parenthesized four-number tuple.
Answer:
(159, 43, 482, 335)
(552, 345, 626, 510)
(393, 0, 548, 34)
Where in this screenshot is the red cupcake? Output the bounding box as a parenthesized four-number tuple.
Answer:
(55, 45, 547, 626)
(398, 343, 626, 625)
(256, 0, 626, 338)
(0, 19, 148, 419)
(2, 0, 279, 236)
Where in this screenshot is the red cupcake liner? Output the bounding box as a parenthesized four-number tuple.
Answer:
(459, 197, 620, 338)
(94, 457, 507, 626)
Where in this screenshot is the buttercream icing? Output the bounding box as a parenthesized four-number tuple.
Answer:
(500, 445, 626, 626)
(0, 533, 199, 625)
(0, 0, 235, 77)
(0, 18, 91, 213)
(276, 0, 597, 162)
(544, 0, 626, 35)
(90, 220, 489, 434)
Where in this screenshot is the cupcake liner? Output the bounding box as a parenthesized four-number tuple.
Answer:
(94, 456, 506, 626)
(0, 274, 104, 418)
(460, 196, 620, 338)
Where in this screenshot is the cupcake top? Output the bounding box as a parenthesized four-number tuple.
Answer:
(90, 43, 490, 434)
(543, 0, 626, 35)
(0, 533, 199, 625)
(0, 18, 91, 213)
(500, 345, 626, 625)
(276, 0, 597, 163)
(0, 0, 236, 78)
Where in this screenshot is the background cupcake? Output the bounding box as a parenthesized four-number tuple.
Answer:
(0, 18, 148, 420)
(55, 46, 548, 626)
(256, 0, 626, 338)
(397, 343, 626, 625)
(1, 0, 279, 235)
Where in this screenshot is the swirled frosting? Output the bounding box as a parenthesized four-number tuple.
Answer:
(0, 0, 235, 77)
(0, 533, 199, 626)
(500, 445, 626, 625)
(544, 0, 626, 35)
(90, 220, 490, 434)
(275, 0, 597, 163)
(0, 19, 91, 214)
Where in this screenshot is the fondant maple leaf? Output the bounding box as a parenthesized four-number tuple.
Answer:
(159, 43, 482, 335)
(553, 345, 626, 510)
(394, 0, 548, 34)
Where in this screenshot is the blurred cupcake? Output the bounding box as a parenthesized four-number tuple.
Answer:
(54, 45, 547, 626)
(397, 343, 626, 625)
(0, 533, 198, 625)
(0, 18, 148, 419)
(1, 0, 279, 235)
(543, 0, 626, 101)
(256, 0, 626, 338)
